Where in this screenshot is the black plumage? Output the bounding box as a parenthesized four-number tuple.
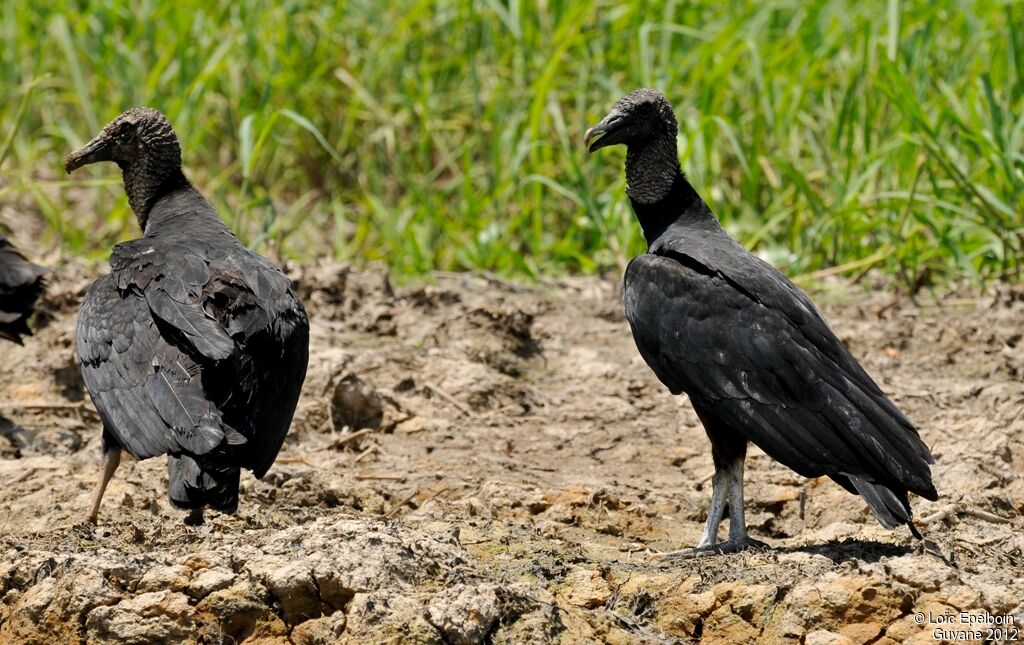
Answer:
(0, 235, 46, 343)
(66, 107, 309, 524)
(586, 89, 936, 555)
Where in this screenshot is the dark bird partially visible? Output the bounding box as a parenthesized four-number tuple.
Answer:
(0, 235, 46, 343)
(586, 89, 936, 556)
(66, 107, 309, 524)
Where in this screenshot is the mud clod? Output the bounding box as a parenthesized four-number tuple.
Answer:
(329, 375, 385, 432)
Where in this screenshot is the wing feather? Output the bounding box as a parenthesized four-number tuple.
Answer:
(77, 276, 173, 459)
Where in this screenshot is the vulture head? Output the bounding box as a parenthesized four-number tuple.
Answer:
(65, 107, 181, 174)
(584, 88, 678, 153)
(65, 107, 188, 225)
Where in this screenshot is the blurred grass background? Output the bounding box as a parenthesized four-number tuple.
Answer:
(0, 0, 1020, 288)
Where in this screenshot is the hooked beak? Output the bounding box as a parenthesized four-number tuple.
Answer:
(584, 114, 624, 153)
(65, 135, 112, 173)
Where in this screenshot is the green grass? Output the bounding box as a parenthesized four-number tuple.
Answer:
(0, 0, 1021, 287)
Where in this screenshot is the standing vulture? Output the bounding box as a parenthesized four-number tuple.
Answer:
(585, 89, 936, 555)
(0, 235, 46, 343)
(66, 108, 309, 524)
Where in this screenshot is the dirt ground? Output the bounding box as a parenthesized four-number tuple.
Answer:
(0, 262, 1021, 644)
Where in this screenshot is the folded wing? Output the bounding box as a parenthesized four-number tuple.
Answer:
(624, 250, 936, 501)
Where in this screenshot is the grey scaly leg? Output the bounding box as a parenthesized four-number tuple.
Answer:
(655, 457, 767, 560)
(86, 449, 121, 524)
(694, 468, 729, 548)
(726, 458, 748, 540)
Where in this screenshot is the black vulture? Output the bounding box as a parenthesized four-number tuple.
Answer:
(585, 89, 936, 556)
(66, 107, 309, 524)
(0, 235, 46, 343)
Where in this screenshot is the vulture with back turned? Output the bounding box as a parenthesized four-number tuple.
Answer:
(586, 89, 936, 556)
(66, 107, 309, 524)
(0, 235, 46, 343)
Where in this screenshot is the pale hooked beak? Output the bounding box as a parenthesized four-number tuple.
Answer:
(65, 135, 112, 173)
(584, 114, 623, 153)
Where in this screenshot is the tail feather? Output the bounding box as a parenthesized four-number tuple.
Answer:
(846, 474, 923, 537)
(167, 454, 240, 513)
(0, 318, 32, 344)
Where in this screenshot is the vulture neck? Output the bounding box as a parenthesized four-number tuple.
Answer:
(119, 155, 189, 232)
(143, 185, 229, 238)
(628, 169, 710, 249)
(625, 132, 681, 206)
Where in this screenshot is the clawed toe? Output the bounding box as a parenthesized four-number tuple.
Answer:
(72, 520, 96, 536)
(652, 536, 770, 561)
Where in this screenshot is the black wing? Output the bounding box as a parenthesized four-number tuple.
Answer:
(201, 245, 309, 477)
(77, 274, 228, 459)
(0, 236, 47, 343)
(623, 252, 936, 501)
(110, 239, 234, 360)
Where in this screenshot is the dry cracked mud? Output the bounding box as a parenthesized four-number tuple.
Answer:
(0, 262, 1021, 644)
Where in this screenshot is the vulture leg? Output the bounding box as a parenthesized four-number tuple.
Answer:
(86, 449, 121, 524)
(184, 508, 205, 526)
(721, 457, 767, 549)
(658, 427, 767, 559)
(725, 457, 748, 540)
(694, 467, 729, 548)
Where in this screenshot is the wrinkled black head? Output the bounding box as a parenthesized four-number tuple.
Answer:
(584, 88, 678, 153)
(65, 107, 181, 174)
(65, 107, 189, 226)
